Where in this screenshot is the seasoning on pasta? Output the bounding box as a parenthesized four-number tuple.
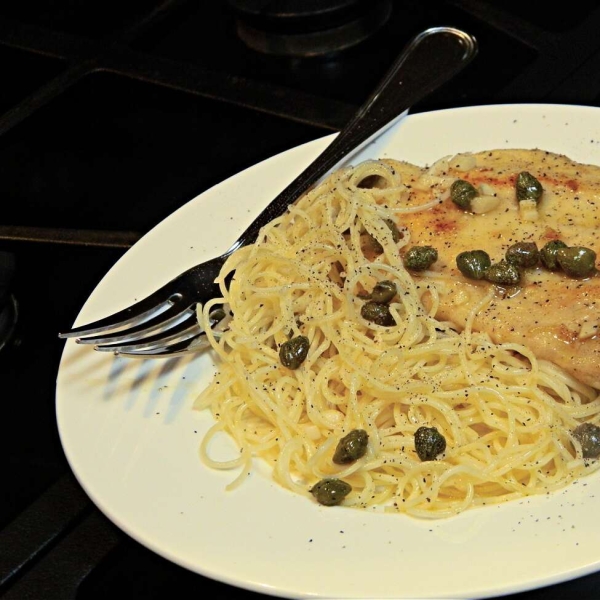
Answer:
(194, 152, 600, 518)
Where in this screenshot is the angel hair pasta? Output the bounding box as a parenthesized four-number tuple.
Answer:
(193, 158, 600, 518)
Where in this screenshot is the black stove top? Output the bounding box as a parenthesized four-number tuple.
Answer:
(1, 1, 600, 598)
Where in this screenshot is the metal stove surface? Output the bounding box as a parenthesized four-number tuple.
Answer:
(1, 1, 600, 598)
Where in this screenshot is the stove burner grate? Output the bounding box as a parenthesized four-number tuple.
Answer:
(227, 0, 392, 56)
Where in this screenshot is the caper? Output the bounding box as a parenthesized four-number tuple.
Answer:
(516, 171, 543, 203)
(361, 301, 395, 326)
(370, 280, 397, 303)
(450, 179, 478, 210)
(414, 426, 446, 461)
(365, 219, 402, 253)
(540, 240, 568, 270)
(208, 307, 227, 325)
(309, 478, 352, 506)
(456, 249, 491, 280)
(505, 241, 540, 268)
(556, 246, 597, 278)
(404, 245, 438, 271)
(485, 260, 521, 285)
(384, 218, 402, 243)
(573, 423, 600, 459)
(279, 335, 310, 369)
(333, 429, 369, 464)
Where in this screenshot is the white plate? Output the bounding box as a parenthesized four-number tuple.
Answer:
(56, 104, 600, 600)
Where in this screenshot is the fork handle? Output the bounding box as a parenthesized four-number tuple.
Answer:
(227, 26, 478, 254)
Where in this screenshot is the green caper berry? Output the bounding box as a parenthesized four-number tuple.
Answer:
(279, 335, 310, 369)
(361, 301, 395, 326)
(505, 241, 540, 268)
(456, 250, 491, 280)
(485, 260, 521, 285)
(516, 171, 543, 203)
(370, 280, 397, 303)
(450, 179, 478, 210)
(309, 478, 352, 506)
(209, 307, 227, 325)
(384, 218, 402, 243)
(573, 423, 600, 459)
(365, 219, 402, 254)
(540, 240, 568, 270)
(414, 426, 446, 461)
(333, 429, 369, 464)
(556, 246, 597, 278)
(404, 245, 438, 271)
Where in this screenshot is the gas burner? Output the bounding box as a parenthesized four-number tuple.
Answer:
(227, 0, 392, 57)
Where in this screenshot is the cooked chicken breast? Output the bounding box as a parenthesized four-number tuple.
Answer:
(386, 149, 600, 389)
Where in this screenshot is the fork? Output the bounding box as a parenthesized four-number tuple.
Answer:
(58, 26, 478, 357)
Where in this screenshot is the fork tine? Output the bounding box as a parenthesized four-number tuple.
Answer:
(58, 283, 181, 339)
(114, 333, 212, 358)
(59, 260, 223, 340)
(75, 301, 193, 345)
(93, 315, 202, 354)
(59, 300, 171, 340)
(92, 305, 231, 355)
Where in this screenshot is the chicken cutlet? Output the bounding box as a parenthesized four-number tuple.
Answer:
(384, 149, 600, 389)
